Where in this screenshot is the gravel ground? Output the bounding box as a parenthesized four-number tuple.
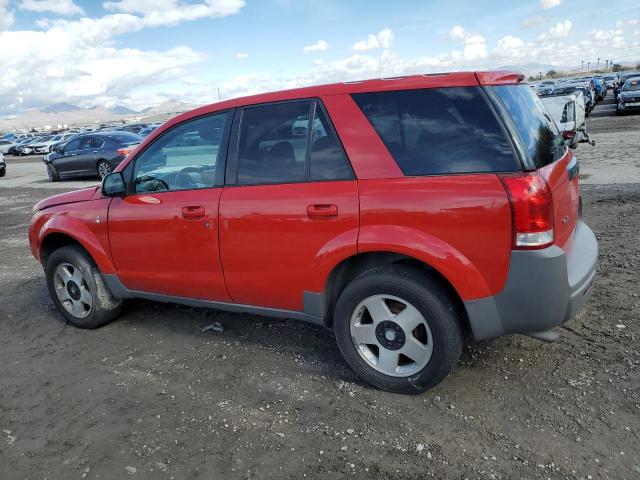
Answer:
(1, 98, 639, 480)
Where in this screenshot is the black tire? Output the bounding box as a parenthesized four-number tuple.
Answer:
(47, 163, 60, 182)
(97, 159, 112, 179)
(45, 245, 123, 329)
(333, 265, 462, 394)
(0, 166, 5, 177)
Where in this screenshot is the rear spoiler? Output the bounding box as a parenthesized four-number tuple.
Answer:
(475, 71, 525, 86)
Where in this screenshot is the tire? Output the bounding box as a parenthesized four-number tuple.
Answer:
(97, 159, 112, 179)
(45, 245, 123, 329)
(333, 265, 462, 394)
(0, 167, 5, 177)
(47, 163, 60, 182)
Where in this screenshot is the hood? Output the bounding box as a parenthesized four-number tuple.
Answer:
(33, 186, 99, 211)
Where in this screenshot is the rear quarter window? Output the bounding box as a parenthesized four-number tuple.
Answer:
(351, 87, 519, 176)
(492, 85, 564, 169)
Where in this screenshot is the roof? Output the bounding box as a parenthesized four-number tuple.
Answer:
(169, 70, 525, 126)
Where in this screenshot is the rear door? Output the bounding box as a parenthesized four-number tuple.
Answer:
(491, 84, 579, 247)
(219, 100, 358, 312)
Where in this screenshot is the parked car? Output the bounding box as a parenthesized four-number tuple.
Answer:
(0, 151, 5, 177)
(616, 77, 640, 115)
(9, 137, 37, 155)
(44, 131, 142, 181)
(614, 71, 640, 100)
(28, 71, 597, 393)
(138, 123, 162, 137)
(0, 138, 13, 154)
(114, 123, 148, 134)
(601, 75, 617, 90)
(540, 92, 593, 148)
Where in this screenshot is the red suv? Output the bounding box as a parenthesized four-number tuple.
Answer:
(29, 71, 598, 393)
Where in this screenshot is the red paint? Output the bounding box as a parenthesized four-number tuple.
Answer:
(30, 70, 566, 313)
(108, 189, 230, 301)
(219, 181, 359, 310)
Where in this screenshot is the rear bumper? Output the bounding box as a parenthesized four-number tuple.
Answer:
(464, 220, 598, 340)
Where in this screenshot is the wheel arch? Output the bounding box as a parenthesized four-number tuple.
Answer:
(323, 251, 470, 332)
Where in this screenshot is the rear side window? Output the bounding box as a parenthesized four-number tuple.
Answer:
(352, 87, 518, 176)
(492, 85, 564, 169)
(236, 100, 352, 185)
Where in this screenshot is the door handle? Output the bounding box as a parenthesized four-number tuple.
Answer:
(307, 204, 338, 218)
(181, 206, 206, 219)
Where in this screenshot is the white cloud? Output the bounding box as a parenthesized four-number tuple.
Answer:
(235, 52, 249, 58)
(539, 20, 572, 40)
(19, 0, 84, 16)
(493, 35, 526, 59)
(351, 27, 393, 51)
(302, 40, 328, 53)
(0, 1, 245, 115)
(591, 29, 623, 41)
(540, 0, 562, 9)
(0, 0, 15, 30)
(522, 16, 544, 28)
(448, 25, 487, 60)
(103, 0, 246, 24)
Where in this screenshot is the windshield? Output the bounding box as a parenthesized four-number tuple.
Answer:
(493, 84, 564, 169)
(622, 79, 640, 91)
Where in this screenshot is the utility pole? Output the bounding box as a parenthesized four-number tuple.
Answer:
(218, 88, 221, 101)
(587, 61, 590, 72)
(597, 57, 600, 71)
(581, 60, 584, 72)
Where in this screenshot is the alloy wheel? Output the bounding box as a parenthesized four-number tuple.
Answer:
(98, 161, 112, 179)
(350, 294, 433, 377)
(53, 263, 93, 319)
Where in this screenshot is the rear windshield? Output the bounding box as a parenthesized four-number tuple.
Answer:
(492, 85, 564, 169)
(623, 79, 640, 91)
(351, 87, 518, 176)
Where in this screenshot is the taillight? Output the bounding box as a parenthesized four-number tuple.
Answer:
(561, 130, 575, 140)
(117, 146, 135, 156)
(499, 172, 554, 250)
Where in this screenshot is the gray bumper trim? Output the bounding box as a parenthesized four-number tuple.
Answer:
(464, 221, 598, 341)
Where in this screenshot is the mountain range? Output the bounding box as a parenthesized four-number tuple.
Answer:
(0, 100, 196, 130)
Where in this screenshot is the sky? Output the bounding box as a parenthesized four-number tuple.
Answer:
(0, 0, 638, 115)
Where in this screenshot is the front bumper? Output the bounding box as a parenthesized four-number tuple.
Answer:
(464, 220, 598, 340)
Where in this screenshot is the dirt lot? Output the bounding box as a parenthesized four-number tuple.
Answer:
(1, 99, 639, 479)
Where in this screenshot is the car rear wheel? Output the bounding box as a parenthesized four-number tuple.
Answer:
(97, 160, 112, 179)
(0, 166, 5, 177)
(47, 163, 60, 182)
(45, 245, 123, 329)
(333, 265, 462, 394)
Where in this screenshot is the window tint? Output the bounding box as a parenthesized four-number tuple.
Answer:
(238, 101, 310, 185)
(64, 138, 81, 151)
(80, 137, 104, 150)
(107, 132, 143, 144)
(309, 106, 352, 181)
(493, 85, 564, 169)
(352, 87, 518, 176)
(133, 112, 229, 193)
(236, 100, 353, 185)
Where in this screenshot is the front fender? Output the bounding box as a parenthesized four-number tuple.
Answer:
(358, 225, 492, 301)
(36, 201, 115, 274)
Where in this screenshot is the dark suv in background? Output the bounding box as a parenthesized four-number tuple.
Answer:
(45, 131, 142, 181)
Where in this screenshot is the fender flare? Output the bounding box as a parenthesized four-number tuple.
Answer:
(357, 225, 492, 301)
(39, 216, 116, 274)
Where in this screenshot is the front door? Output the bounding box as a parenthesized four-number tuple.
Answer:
(108, 111, 233, 301)
(219, 100, 358, 312)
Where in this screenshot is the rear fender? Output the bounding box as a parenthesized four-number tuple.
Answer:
(358, 225, 492, 300)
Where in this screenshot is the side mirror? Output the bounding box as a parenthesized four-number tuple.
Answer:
(102, 172, 126, 197)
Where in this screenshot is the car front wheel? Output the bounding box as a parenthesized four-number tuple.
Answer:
(46, 245, 123, 328)
(333, 265, 462, 394)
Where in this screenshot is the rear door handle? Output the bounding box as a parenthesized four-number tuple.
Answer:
(182, 206, 205, 219)
(307, 204, 338, 218)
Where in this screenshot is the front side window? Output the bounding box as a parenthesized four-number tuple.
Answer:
(236, 100, 352, 185)
(133, 112, 229, 193)
(493, 85, 564, 169)
(352, 87, 519, 176)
